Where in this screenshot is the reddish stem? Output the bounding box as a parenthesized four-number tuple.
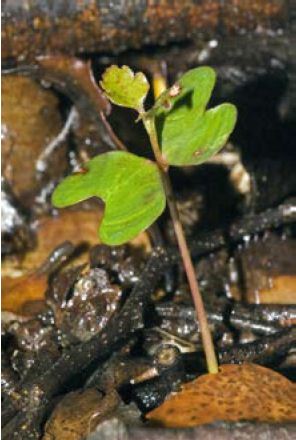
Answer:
(143, 115, 218, 374)
(161, 171, 218, 373)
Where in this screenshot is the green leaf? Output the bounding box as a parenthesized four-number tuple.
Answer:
(160, 103, 237, 166)
(155, 67, 237, 166)
(52, 152, 165, 245)
(100, 65, 149, 111)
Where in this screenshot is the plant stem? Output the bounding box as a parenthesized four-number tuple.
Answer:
(142, 116, 168, 171)
(161, 171, 218, 373)
(143, 115, 219, 374)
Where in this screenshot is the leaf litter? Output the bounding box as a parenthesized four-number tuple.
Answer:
(147, 363, 296, 427)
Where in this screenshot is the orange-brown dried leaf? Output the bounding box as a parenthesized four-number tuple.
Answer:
(2, 273, 47, 314)
(22, 209, 103, 271)
(229, 234, 296, 304)
(3, 208, 151, 276)
(147, 363, 296, 427)
(2, 207, 151, 315)
(1, 209, 101, 315)
(2, 208, 102, 278)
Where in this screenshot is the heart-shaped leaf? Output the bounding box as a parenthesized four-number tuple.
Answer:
(52, 152, 165, 245)
(155, 67, 237, 166)
(155, 67, 216, 118)
(100, 65, 149, 111)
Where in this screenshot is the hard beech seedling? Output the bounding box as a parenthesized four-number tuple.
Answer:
(52, 65, 237, 373)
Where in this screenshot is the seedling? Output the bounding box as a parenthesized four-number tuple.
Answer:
(52, 65, 237, 373)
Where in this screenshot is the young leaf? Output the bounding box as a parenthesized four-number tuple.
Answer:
(156, 67, 216, 117)
(100, 65, 149, 111)
(52, 152, 165, 245)
(155, 66, 237, 166)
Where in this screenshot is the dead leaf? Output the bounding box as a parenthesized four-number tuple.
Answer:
(42, 388, 120, 440)
(147, 363, 296, 427)
(20, 209, 103, 271)
(2, 273, 48, 314)
(2, 208, 151, 315)
(257, 275, 296, 304)
(3, 208, 151, 276)
(1, 209, 100, 315)
(232, 235, 296, 304)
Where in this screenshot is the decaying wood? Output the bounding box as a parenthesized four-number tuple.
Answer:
(2, 0, 288, 62)
(219, 328, 296, 365)
(2, 248, 170, 439)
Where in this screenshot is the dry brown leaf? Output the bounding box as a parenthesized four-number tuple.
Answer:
(19, 209, 103, 271)
(147, 363, 296, 427)
(3, 208, 151, 276)
(257, 275, 296, 304)
(2, 208, 151, 315)
(233, 235, 296, 304)
(1, 208, 101, 280)
(42, 388, 120, 440)
(2, 273, 48, 314)
(2, 209, 100, 314)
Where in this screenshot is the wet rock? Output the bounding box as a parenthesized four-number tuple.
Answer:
(7, 318, 60, 377)
(88, 422, 296, 440)
(90, 243, 145, 288)
(1, 178, 33, 256)
(54, 268, 122, 342)
(1, 350, 19, 398)
(43, 388, 120, 440)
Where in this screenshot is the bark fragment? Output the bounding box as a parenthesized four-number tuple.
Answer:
(2, 0, 287, 62)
